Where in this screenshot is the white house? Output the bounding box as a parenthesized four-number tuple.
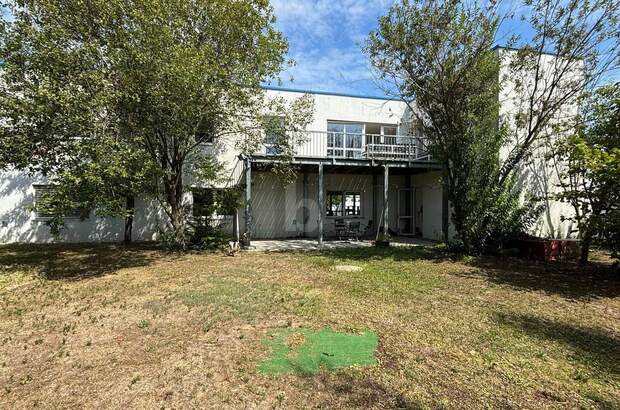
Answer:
(0, 48, 577, 244)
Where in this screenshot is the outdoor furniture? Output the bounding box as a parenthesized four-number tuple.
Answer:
(334, 219, 347, 240)
(333, 219, 362, 240)
(363, 220, 374, 239)
(347, 221, 361, 240)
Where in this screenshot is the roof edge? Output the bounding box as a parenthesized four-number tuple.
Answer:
(261, 85, 399, 102)
(492, 44, 562, 58)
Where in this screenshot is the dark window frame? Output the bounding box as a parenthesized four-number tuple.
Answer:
(192, 187, 236, 218)
(195, 117, 218, 144)
(326, 191, 361, 217)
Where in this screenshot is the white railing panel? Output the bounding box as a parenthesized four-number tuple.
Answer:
(255, 130, 432, 162)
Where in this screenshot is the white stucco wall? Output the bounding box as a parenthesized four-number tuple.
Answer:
(263, 89, 409, 133)
(0, 170, 165, 243)
(0, 86, 419, 244)
(411, 171, 444, 241)
(497, 48, 580, 238)
(1, 72, 579, 244)
(242, 169, 444, 241)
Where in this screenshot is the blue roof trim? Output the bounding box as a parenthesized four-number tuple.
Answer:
(261, 85, 399, 102)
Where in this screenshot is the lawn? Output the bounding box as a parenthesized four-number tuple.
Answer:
(0, 243, 618, 409)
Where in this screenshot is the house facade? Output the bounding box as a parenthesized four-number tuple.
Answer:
(233, 88, 447, 244)
(0, 88, 449, 244)
(0, 48, 577, 244)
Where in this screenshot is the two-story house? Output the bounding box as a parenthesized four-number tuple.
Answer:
(0, 48, 577, 244)
(230, 87, 445, 246)
(0, 86, 447, 244)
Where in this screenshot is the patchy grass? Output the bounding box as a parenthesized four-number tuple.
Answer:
(0, 243, 618, 409)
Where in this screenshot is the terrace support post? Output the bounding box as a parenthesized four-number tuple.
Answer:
(243, 158, 252, 249)
(372, 174, 377, 229)
(303, 172, 308, 237)
(383, 164, 389, 238)
(441, 166, 449, 244)
(233, 208, 240, 243)
(318, 162, 324, 247)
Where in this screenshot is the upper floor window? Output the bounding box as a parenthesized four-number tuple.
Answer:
(327, 122, 363, 159)
(366, 124, 398, 145)
(195, 117, 217, 144)
(264, 116, 286, 155)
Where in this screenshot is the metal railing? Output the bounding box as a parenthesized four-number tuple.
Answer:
(257, 130, 432, 162)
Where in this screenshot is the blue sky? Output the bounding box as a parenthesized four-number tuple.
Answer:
(265, 0, 531, 97)
(3, 1, 615, 94)
(266, 0, 396, 97)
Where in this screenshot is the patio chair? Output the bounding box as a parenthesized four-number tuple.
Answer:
(334, 218, 347, 240)
(346, 221, 361, 241)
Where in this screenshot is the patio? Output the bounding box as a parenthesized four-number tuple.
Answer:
(246, 236, 436, 252)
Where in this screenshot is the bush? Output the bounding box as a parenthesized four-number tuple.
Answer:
(158, 219, 230, 251)
(450, 172, 543, 255)
(188, 221, 230, 250)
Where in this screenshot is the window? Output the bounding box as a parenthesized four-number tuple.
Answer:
(33, 185, 81, 218)
(195, 117, 217, 143)
(264, 116, 286, 155)
(192, 188, 216, 217)
(326, 191, 361, 217)
(327, 122, 363, 158)
(192, 188, 237, 217)
(382, 126, 397, 136)
(383, 125, 398, 145)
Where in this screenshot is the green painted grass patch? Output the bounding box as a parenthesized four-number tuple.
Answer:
(258, 327, 378, 374)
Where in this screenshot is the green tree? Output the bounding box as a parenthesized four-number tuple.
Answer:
(554, 83, 620, 263)
(34, 137, 157, 243)
(499, 0, 620, 187)
(0, 0, 313, 246)
(366, 0, 534, 253)
(365, 0, 619, 253)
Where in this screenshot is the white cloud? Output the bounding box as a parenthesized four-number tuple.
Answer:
(272, 0, 392, 44)
(277, 47, 377, 93)
(269, 0, 396, 95)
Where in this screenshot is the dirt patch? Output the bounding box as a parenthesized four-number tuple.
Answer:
(335, 265, 363, 272)
(285, 332, 307, 348)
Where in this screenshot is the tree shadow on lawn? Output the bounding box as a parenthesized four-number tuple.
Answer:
(0, 242, 165, 281)
(457, 256, 619, 301)
(307, 246, 619, 301)
(301, 372, 424, 409)
(493, 311, 620, 380)
(306, 245, 454, 264)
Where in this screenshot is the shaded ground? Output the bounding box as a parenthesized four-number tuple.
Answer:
(0, 243, 618, 409)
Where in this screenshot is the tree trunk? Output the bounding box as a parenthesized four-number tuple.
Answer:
(124, 195, 135, 244)
(579, 230, 592, 265)
(170, 204, 186, 245)
(165, 162, 187, 248)
(451, 199, 471, 253)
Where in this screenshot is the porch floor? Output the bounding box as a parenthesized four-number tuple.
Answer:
(246, 236, 436, 252)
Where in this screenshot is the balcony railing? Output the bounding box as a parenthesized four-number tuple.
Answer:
(258, 130, 432, 162)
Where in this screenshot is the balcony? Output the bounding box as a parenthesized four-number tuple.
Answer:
(257, 130, 433, 162)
